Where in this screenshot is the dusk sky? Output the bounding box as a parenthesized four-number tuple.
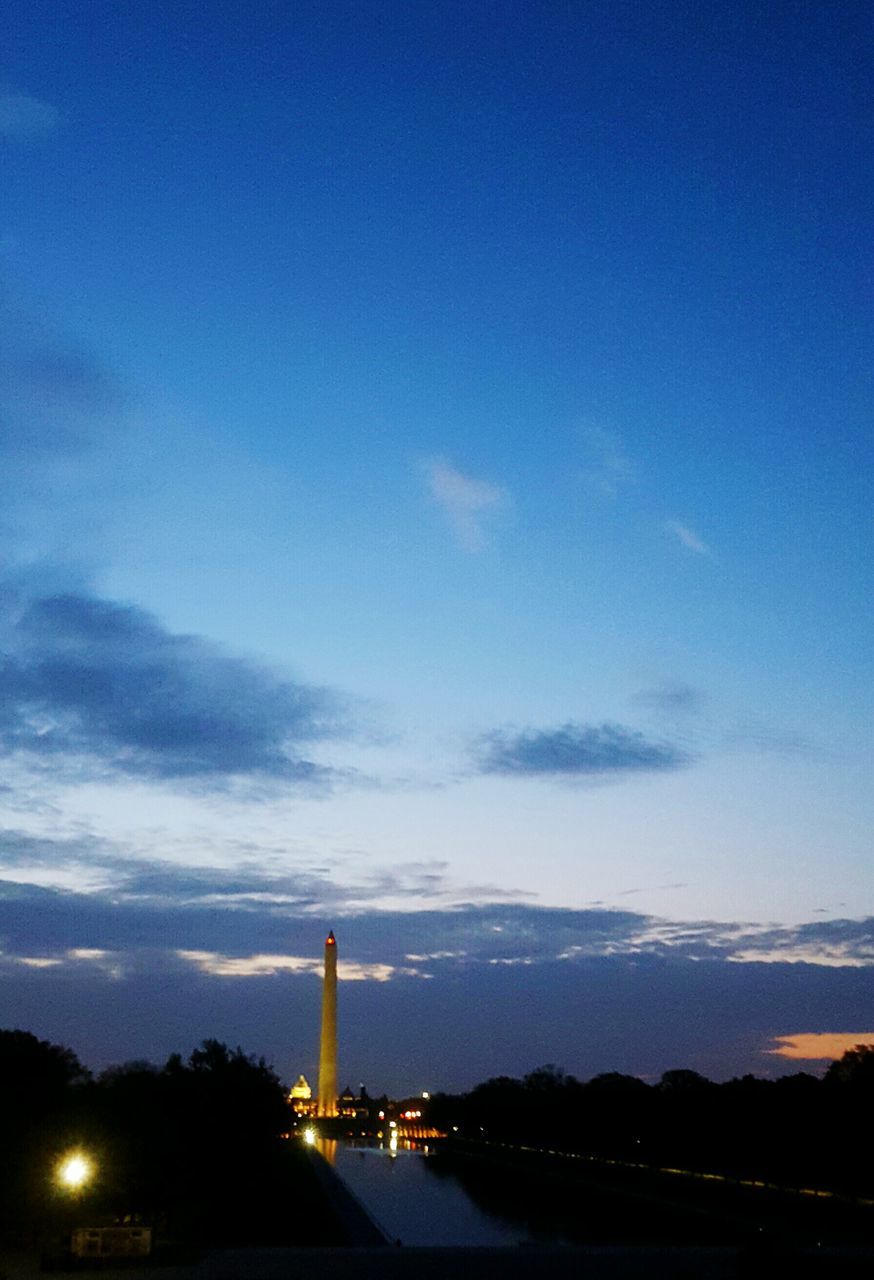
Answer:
(1, 0, 872, 1095)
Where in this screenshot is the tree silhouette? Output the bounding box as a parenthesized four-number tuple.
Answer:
(0, 1030, 91, 1242)
(825, 1043, 874, 1088)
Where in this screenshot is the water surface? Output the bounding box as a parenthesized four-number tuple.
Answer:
(328, 1142, 571, 1247)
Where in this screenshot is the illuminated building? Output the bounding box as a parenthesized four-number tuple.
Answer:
(317, 930, 338, 1117)
(288, 1073, 314, 1116)
(338, 1086, 360, 1117)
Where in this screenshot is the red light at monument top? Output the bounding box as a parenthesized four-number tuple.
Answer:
(326, 931, 336, 945)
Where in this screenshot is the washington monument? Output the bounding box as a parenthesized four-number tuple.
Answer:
(317, 930, 338, 1117)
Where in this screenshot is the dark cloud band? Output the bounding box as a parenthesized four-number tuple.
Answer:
(476, 722, 689, 777)
(1, 888, 873, 1092)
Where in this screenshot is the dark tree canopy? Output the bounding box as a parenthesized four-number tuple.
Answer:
(430, 1046, 874, 1200)
(825, 1043, 874, 1087)
(0, 1028, 89, 1107)
(659, 1069, 712, 1091)
(0, 1030, 91, 1242)
(0, 1031, 336, 1249)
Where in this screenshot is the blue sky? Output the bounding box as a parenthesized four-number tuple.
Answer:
(1, 0, 872, 1092)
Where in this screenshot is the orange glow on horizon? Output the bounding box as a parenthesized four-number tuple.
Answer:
(767, 1032, 874, 1061)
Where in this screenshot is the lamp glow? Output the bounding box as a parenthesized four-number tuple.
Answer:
(303, 1127, 316, 1146)
(57, 1152, 93, 1191)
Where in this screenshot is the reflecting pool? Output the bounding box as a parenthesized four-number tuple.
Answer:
(330, 1141, 564, 1247)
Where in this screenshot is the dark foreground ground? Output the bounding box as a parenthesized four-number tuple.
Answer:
(3, 1242, 874, 1280)
(6, 1140, 874, 1278)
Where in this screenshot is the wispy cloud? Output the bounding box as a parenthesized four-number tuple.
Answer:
(634, 681, 704, 714)
(0, 829, 526, 917)
(425, 457, 507, 551)
(476, 722, 690, 778)
(0, 584, 345, 787)
(0, 304, 133, 579)
(579, 426, 635, 497)
(721, 720, 814, 757)
(0, 308, 123, 464)
(665, 519, 709, 555)
(0, 92, 59, 139)
(177, 950, 423, 981)
(7, 947, 123, 979)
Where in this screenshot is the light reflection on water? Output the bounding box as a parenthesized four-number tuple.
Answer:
(314, 1137, 338, 1166)
(329, 1141, 571, 1247)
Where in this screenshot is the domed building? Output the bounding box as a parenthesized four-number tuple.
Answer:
(288, 1073, 314, 1116)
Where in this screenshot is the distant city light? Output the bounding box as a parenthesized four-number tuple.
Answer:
(303, 1127, 316, 1146)
(422, 1091, 430, 1100)
(56, 1152, 93, 1191)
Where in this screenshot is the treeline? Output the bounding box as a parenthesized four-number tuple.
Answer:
(0, 1029, 334, 1250)
(428, 1047, 874, 1197)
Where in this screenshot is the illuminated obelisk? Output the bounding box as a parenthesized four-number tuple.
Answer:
(317, 930, 338, 1117)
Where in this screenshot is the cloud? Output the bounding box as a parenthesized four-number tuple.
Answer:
(0, 829, 517, 917)
(0, 311, 352, 792)
(5, 875, 874, 980)
(177, 951, 421, 981)
(722, 917, 874, 968)
(4, 827, 874, 1091)
(425, 457, 507, 551)
(6, 834, 874, 977)
(11, 947, 122, 979)
(0, 874, 639, 968)
(721, 721, 814, 757)
(476, 722, 690, 778)
(0, 584, 345, 785)
(634, 681, 704, 714)
(766, 1032, 874, 1062)
(579, 426, 635, 497)
(0, 306, 131, 573)
(665, 519, 709, 555)
(3, 904, 874, 1090)
(5, 871, 874, 1087)
(0, 92, 59, 139)
(0, 308, 123, 463)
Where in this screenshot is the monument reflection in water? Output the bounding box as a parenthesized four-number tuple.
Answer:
(325, 1142, 575, 1248)
(320, 1140, 751, 1248)
(313, 1137, 338, 1167)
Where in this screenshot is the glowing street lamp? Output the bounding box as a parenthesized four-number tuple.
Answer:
(56, 1151, 94, 1193)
